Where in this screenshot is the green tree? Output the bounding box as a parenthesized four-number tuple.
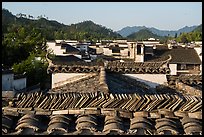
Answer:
(174, 33, 177, 38)
(181, 34, 188, 43)
(12, 53, 49, 88)
(2, 25, 46, 66)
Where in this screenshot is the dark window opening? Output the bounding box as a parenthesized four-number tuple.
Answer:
(145, 47, 153, 54)
(112, 49, 120, 53)
(137, 45, 142, 54)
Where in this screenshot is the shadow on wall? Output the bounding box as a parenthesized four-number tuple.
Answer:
(105, 73, 159, 94)
(124, 74, 166, 89)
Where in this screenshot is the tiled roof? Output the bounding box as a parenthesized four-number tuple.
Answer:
(51, 55, 84, 65)
(106, 73, 151, 94)
(166, 75, 202, 97)
(50, 71, 152, 94)
(146, 47, 201, 64)
(3, 91, 201, 112)
(2, 69, 13, 74)
(61, 43, 80, 54)
(47, 63, 102, 74)
(51, 74, 106, 93)
(167, 75, 202, 86)
(2, 73, 202, 135)
(14, 73, 26, 80)
(2, 111, 202, 135)
(106, 60, 171, 74)
(47, 59, 171, 74)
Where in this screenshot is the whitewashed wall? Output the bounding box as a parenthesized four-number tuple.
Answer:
(169, 64, 177, 75)
(13, 78, 26, 91)
(2, 73, 14, 91)
(194, 46, 202, 62)
(120, 49, 129, 57)
(103, 48, 112, 56)
(47, 42, 66, 56)
(135, 55, 144, 62)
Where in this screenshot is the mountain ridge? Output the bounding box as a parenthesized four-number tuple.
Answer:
(2, 8, 201, 41)
(126, 29, 167, 42)
(117, 25, 199, 37)
(2, 9, 122, 41)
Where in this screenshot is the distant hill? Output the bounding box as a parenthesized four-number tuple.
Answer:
(193, 24, 202, 32)
(64, 20, 122, 40)
(117, 25, 198, 37)
(126, 29, 165, 41)
(2, 9, 122, 41)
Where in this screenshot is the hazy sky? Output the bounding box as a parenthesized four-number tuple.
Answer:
(2, 2, 202, 31)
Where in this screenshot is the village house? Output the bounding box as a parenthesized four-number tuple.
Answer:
(135, 38, 160, 62)
(102, 40, 136, 60)
(47, 40, 82, 59)
(144, 45, 202, 75)
(2, 38, 202, 135)
(3, 55, 202, 135)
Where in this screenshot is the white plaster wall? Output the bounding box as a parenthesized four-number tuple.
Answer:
(135, 55, 144, 62)
(103, 48, 112, 56)
(128, 43, 135, 59)
(52, 73, 87, 89)
(74, 54, 82, 59)
(55, 40, 64, 43)
(47, 42, 66, 56)
(13, 78, 26, 91)
(97, 47, 104, 54)
(142, 41, 160, 45)
(2, 74, 14, 91)
(194, 47, 202, 62)
(124, 74, 167, 88)
(169, 64, 177, 75)
(118, 44, 128, 48)
(65, 40, 78, 46)
(120, 49, 129, 57)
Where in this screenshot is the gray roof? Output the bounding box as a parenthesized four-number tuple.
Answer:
(146, 47, 201, 64)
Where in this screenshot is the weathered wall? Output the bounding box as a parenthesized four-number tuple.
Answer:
(2, 74, 14, 91)
(13, 78, 26, 91)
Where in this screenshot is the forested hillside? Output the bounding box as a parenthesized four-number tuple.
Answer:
(175, 24, 202, 43)
(2, 9, 122, 41)
(126, 29, 168, 43)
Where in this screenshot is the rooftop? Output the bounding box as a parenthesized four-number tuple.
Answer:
(145, 46, 201, 64)
(2, 111, 202, 135)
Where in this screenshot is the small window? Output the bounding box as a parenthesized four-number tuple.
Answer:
(112, 49, 120, 53)
(137, 45, 142, 54)
(181, 64, 186, 70)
